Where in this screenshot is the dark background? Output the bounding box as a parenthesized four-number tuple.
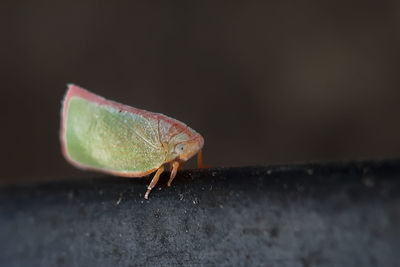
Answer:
(1, 1, 400, 184)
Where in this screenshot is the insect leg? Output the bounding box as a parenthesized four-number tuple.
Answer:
(197, 150, 210, 168)
(144, 165, 165, 199)
(169, 161, 183, 171)
(168, 161, 180, 187)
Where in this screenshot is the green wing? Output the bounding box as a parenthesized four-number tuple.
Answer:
(65, 97, 165, 174)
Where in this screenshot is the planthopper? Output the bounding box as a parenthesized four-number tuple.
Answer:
(60, 84, 205, 199)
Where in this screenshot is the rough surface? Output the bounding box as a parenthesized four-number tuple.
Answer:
(0, 160, 400, 267)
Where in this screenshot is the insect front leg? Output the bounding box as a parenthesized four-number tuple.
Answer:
(197, 150, 210, 168)
(144, 165, 165, 199)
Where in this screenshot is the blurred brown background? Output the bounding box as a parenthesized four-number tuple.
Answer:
(1, 1, 400, 183)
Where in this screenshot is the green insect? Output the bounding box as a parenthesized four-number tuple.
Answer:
(61, 84, 205, 199)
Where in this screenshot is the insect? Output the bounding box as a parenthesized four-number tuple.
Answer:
(60, 84, 205, 199)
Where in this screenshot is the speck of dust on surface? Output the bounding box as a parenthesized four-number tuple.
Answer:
(363, 177, 375, 188)
(67, 191, 74, 200)
(116, 193, 123, 205)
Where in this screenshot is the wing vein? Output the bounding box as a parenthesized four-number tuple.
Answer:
(109, 111, 160, 151)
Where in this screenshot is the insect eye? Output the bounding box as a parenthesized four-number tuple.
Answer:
(175, 143, 187, 154)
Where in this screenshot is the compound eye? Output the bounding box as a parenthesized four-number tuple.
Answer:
(175, 143, 187, 154)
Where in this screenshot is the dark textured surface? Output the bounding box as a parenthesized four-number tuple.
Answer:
(1, 160, 400, 266)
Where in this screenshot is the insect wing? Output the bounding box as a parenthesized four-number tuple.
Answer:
(62, 92, 165, 175)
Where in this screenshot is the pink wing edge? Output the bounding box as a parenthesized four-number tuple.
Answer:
(60, 84, 200, 177)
